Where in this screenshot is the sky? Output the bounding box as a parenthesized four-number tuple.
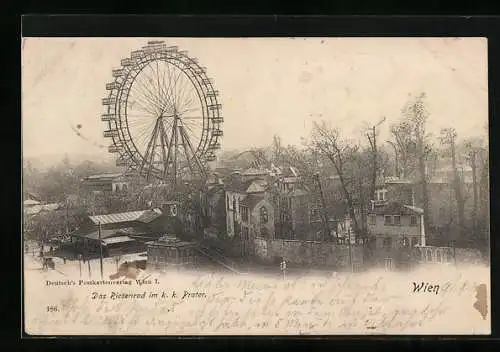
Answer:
(22, 37, 488, 161)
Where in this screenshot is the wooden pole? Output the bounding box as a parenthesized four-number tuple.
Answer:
(98, 222, 104, 279)
(348, 228, 353, 272)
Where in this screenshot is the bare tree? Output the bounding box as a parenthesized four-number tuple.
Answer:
(463, 137, 485, 233)
(389, 120, 416, 178)
(310, 121, 363, 235)
(440, 127, 466, 242)
(400, 93, 432, 230)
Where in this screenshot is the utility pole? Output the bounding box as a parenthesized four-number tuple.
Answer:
(366, 117, 386, 201)
(98, 222, 104, 279)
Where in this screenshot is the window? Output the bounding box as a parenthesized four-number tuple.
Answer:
(241, 206, 249, 222)
(376, 189, 387, 201)
(383, 237, 392, 249)
(426, 249, 432, 262)
(384, 215, 392, 226)
(122, 183, 128, 191)
(393, 215, 401, 226)
(260, 206, 269, 224)
(436, 250, 442, 263)
(411, 237, 419, 247)
(369, 215, 376, 225)
(242, 227, 249, 240)
(410, 215, 418, 226)
(227, 195, 230, 210)
(288, 198, 292, 209)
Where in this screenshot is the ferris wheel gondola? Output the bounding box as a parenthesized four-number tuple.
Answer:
(101, 41, 223, 188)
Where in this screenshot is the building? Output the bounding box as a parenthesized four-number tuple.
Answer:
(201, 184, 226, 239)
(70, 208, 166, 255)
(383, 173, 477, 236)
(366, 201, 425, 270)
(240, 167, 271, 183)
(81, 172, 130, 194)
(70, 228, 145, 258)
(225, 177, 274, 237)
(147, 235, 199, 270)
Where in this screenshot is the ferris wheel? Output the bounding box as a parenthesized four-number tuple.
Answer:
(101, 40, 223, 186)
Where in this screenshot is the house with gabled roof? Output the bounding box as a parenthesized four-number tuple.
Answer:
(366, 201, 426, 270)
(70, 208, 166, 250)
(224, 175, 275, 241)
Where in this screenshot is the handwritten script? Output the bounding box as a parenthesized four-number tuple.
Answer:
(24, 266, 490, 335)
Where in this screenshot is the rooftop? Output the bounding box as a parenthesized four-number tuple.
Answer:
(148, 235, 197, 248)
(242, 167, 269, 176)
(102, 236, 136, 245)
(89, 208, 162, 225)
(24, 203, 61, 215)
(369, 202, 424, 215)
(71, 229, 125, 240)
(83, 172, 125, 180)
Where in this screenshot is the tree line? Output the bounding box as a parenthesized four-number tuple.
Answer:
(224, 93, 489, 249)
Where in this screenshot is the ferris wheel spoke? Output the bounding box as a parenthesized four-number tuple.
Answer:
(132, 75, 162, 112)
(175, 75, 192, 114)
(150, 61, 174, 115)
(179, 124, 206, 175)
(181, 122, 203, 148)
(170, 68, 185, 111)
(133, 121, 158, 152)
(178, 126, 195, 174)
(157, 61, 175, 115)
(128, 90, 161, 116)
(135, 68, 168, 115)
(160, 60, 177, 115)
(127, 121, 156, 137)
(182, 117, 204, 131)
(126, 114, 158, 120)
(133, 74, 165, 115)
(178, 93, 196, 114)
(130, 88, 162, 118)
(180, 106, 202, 116)
(143, 63, 169, 113)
